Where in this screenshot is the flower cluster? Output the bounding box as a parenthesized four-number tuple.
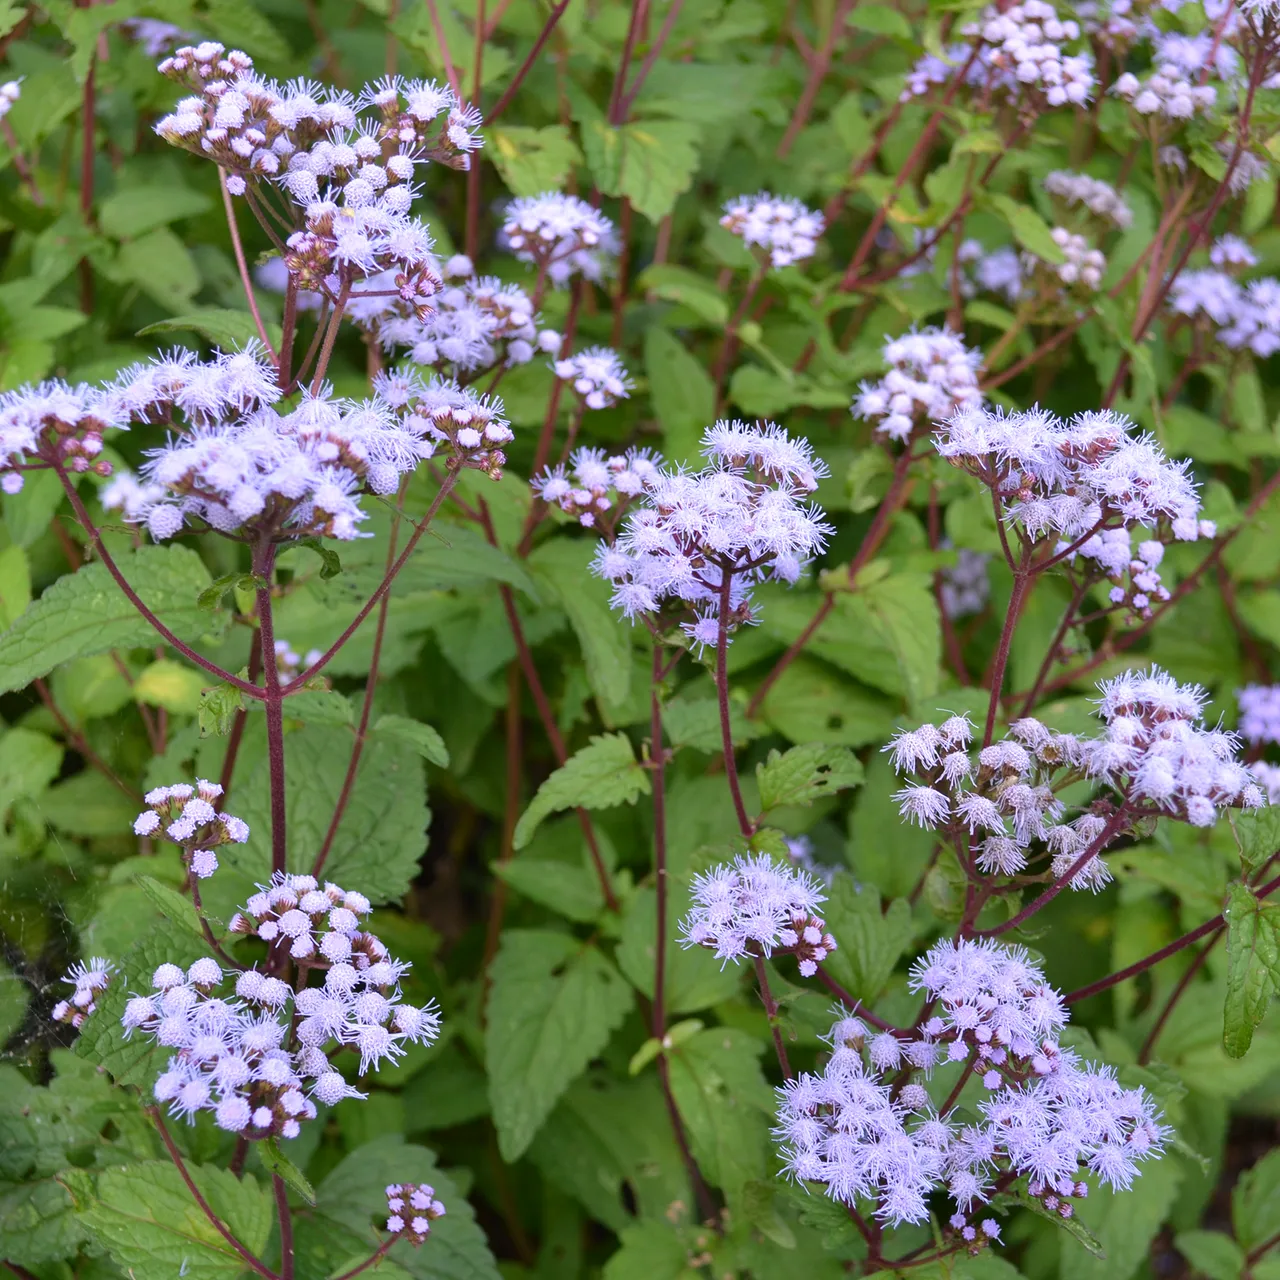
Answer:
(775, 942, 1169, 1226)
(500, 193, 614, 284)
(939, 547, 992, 619)
(51, 959, 114, 1031)
(720, 192, 824, 269)
(1172, 270, 1280, 358)
(966, 1, 1095, 106)
(1043, 170, 1133, 229)
(1113, 64, 1216, 119)
(157, 45, 479, 190)
(592, 422, 832, 648)
(126, 873, 440, 1137)
(0, 380, 119, 493)
(886, 668, 1264, 889)
(385, 1183, 447, 1244)
(1211, 235, 1257, 270)
(0, 79, 18, 123)
(133, 780, 250, 879)
(1068, 529, 1171, 618)
(380, 373, 515, 480)
(1032, 228, 1105, 293)
(554, 347, 633, 409)
(532, 446, 661, 529)
(680, 852, 837, 976)
(363, 259, 560, 374)
(852, 329, 984, 443)
(935, 404, 1208, 543)
(275, 638, 324, 683)
(1238, 684, 1280, 746)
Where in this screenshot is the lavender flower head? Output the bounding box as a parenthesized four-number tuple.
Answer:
(532, 446, 662, 530)
(127, 872, 440, 1138)
(553, 346, 633, 409)
(500, 193, 615, 284)
(133, 779, 250, 880)
(680, 852, 836, 976)
(51, 958, 115, 1030)
(1239, 684, 1280, 746)
(591, 421, 832, 651)
(720, 192, 824, 269)
(852, 328, 984, 443)
(385, 1183, 447, 1244)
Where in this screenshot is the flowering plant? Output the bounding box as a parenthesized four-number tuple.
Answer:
(3, 3, 1280, 1280)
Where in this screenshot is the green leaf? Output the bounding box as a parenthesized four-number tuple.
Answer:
(663, 694, 759, 754)
(0, 727, 63, 817)
(756, 743, 864, 811)
(494, 855, 605, 922)
(758, 657, 899, 748)
(667, 1026, 773, 1202)
(485, 930, 633, 1161)
(603, 1220, 691, 1280)
(0, 545, 222, 695)
(644, 326, 717, 465)
(298, 536, 344, 580)
(72, 1161, 273, 1280)
(99, 184, 213, 239)
(373, 713, 450, 767)
(114, 227, 200, 308)
(821, 878, 914, 1000)
(489, 125, 582, 196)
(1223, 883, 1280, 1058)
(616, 886, 742, 1013)
(1174, 1230, 1244, 1280)
(987, 192, 1067, 264)
(741, 1180, 797, 1250)
(138, 308, 281, 352)
(205, 720, 428, 908)
(636, 265, 729, 326)
(198, 682, 246, 737)
(529, 538, 632, 710)
(135, 875, 208, 941)
(1055, 1155, 1183, 1280)
(580, 118, 700, 224)
(39, 769, 138, 837)
(258, 1138, 316, 1207)
(1231, 808, 1280, 874)
(0, 543, 31, 628)
(280, 688, 354, 727)
(4, 469, 65, 548)
(847, 3, 913, 36)
(1233, 1149, 1280, 1252)
(135, 658, 206, 714)
(513, 732, 650, 850)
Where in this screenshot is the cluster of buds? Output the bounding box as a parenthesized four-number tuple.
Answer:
(385, 1183, 447, 1244)
(1113, 64, 1216, 120)
(397, 379, 515, 480)
(1026, 228, 1105, 295)
(228, 872, 375, 963)
(52, 958, 114, 1030)
(1069, 529, 1171, 619)
(133, 781, 250, 879)
(360, 77, 483, 172)
(0, 381, 118, 494)
(948, 1213, 1005, 1252)
(553, 347, 633, 410)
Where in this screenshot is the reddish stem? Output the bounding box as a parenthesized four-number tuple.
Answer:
(272, 1174, 294, 1280)
(221, 170, 278, 362)
(482, 0, 574, 125)
(753, 954, 793, 1080)
(254, 543, 288, 879)
(982, 548, 1032, 748)
(716, 571, 753, 839)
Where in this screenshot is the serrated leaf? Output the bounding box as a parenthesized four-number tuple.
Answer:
(513, 732, 649, 849)
(529, 538, 631, 710)
(0, 545, 222, 695)
(1231, 808, 1280, 874)
(820, 878, 914, 1000)
(373, 713, 450, 766)
(74, 1160, 273, 1280)
(0, 726, 63, 816)
(580, 118, 700, 223)
(644, 326, 717, 464)
(1223, 882, 1280, 1057)
(756, 743, 864, 811)
(489, 124, 582, 197)
(485, 930, 633, 1161)
(663, 695, 758, 754)
(280, 688, 354, 726)
(1233, 1148, 1280, 1252)
(198, 683, 246, 737)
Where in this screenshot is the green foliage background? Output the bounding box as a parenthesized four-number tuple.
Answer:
(1, 0, 1280, 1278)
